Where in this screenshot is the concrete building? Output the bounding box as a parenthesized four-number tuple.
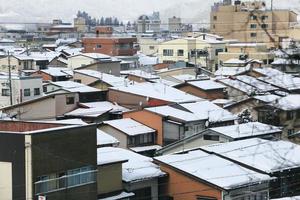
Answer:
(210, 0, 298, 47)
(0, 120, 97, 200)
(74, 17, 87, 33)
(158, 34, 226, 72)
(137, 12, 161, 33)
(168, 16, 182, 33)
(0, 75, 43, 108)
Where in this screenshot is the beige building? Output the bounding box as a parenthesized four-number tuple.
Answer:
(74, 17, 87, 33)
(210, 1, 298, 47)
(137, 37, 161, 56)
(158, 34, 226, 72)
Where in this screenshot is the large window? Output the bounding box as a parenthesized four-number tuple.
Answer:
(1, 89, 10, 96)
(35, 166, 96, 195)
(24, 89, 31, 97)
(34, 88, 40, 96)
(177, 49, 184, 56)
(128, 133, 154, 147)
(163, 49, 174, 56)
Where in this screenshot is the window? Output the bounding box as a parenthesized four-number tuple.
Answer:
(43, 86, 47, 93)
(203, 134, 220, 141)
(96, 44, 102, 49)
(250, 24, 257, 29)
(215, 49, 223, 56)
(149, 46, 155, 50)
(163, 49, 174, 56)
(24, 89, 31, 97)
(213, 16, 217, 21)
(250, 15, 257, 20)
(197, 196, 217, 200)
(261, 15, 268, 20)
(177, 49, 184, 56)
(34, 88, 40, 96)
(66, 96, 75, 105)
(261, 24, 268, 29)
(250, 32, 257, 37)
(74, 79, 82, 83)
(2, 89, 10, 96)
(287, 111, 294, 120)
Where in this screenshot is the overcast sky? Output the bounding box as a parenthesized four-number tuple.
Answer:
(0, 0, 299, 23)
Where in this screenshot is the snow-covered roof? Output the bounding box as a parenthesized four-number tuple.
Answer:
(235, 75, 278, 92)
(98, 191, 135, 200)
(110, 82, 201, 103)
(253, 94, 281, 103)
(130, 145, 162, 153)
(17, 51, 60, 62)
(228, 43, 266, 47)
(217, 78, 257, 95)
(103, 118, 155, 136)
(121, 69, 159, 80)
(155, 149, 272, 190)
(65, 107, 111, 118)
(172, 74, 198, 82)
(48, 81, 100, 93)
(271, 196, 300, 200)
(268, 95, 300, 111)
(73, 53, 112, 60)
(202, 138, 300, 173)
(98, 147, 165, 182)
(253, 67, 285, 77)
(41, 67, 72, 77)
(187, 80, 227, 90)
(138, 53, 159, 66)
(180, 101, 238, 123)
(210, 122, 281, 139)
(258, 74, 300, 91)
(215, 65, 250, 76)
(272, 58, 300, 65)
(146, 105, 202, 122)
(75, 70, 126, 87)
(80, 101, 128, 113)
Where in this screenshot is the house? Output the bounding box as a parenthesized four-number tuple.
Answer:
(0, 74, 43, 108)
(67, 53, 121, 75)
(0, 120, 97, 200)
(43, 81, 104, 102)
(64, 101, 128, 123)
(258, 74, 300, 93)
(124, 101, 237, 146)
(30, 67, 73, 82)
(98, 147, 165, 200)
(157, 122, 282, 155)
(100, 118, 159, 155)
(158, 34, 226, 72)
(174, 79, 227, 100)
(155, 148, 273, 200)
(256, 94, 300, 141)
(73, 70, 126, 91)
(0, 92, 79, 120)
(121, 69, 160, 83)
(202, 138, 300, 198)
(108, 82, 201, 109)
(222, 58, 263, 68)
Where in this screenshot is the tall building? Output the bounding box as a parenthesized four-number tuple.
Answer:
(210, 0, 298, 47)
(74, 17, 87, 32)
(168, 16, 182, 33)
(137, 12, 161, 33)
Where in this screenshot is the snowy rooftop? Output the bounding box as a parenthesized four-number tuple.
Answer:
(41, 67, 72, 77)
(258, 74, 300, 91)
(272, 58, 300, 65)
(80, 101, 129, 113)
(49, 81, 100, 93)
(253, 67, 285, 77)
(187, 80, 227, 90)
(98, 147, 165, 182)
(146, 105, 202, 122)
(210, 122, 281, 139)
(215, 65, 250, 76)
(65, 107, 111, 118)
(103, 118, 155, 136)
(138, 53, 159, 66)
(253, 94, 281, 103)
(217, 78, 257, 95)
(202, 138, 300, 173)
(15, 51, 59, 62)
(268, 95, 300, 111)
(172, 74, 198, 82)
(121, 69, 159, 80)
(76, 53, 112, 60)
(155, 149, 272, 190)
(235, 75, 278, 92)
(271, 196, 300, 200)
(75, 70, 125, 87)
(110, 82, 201, 103)
(180, 101, 237, 123)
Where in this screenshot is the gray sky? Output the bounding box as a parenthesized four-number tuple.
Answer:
(0, 0, 299, 23)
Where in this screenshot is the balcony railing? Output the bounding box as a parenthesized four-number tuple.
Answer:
(35, 170, 97, 195)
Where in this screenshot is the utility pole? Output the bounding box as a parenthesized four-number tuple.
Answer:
(271, 0, 273, 11)
(7, 51, 13, 106)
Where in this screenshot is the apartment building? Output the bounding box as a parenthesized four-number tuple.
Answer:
(137, 12, 161, 33)
(210, 0, 298, 47)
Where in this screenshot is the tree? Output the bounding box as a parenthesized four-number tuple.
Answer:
(100, 17, 105, 26)
(127, 21, 131, 27)
(113, 18, 119, 26)
(238, 109, 253, 124)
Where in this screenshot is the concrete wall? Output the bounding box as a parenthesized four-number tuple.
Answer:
(0, 162, 12, 200)
(98, 163, 123, 195)
(67, 56, 95, 69)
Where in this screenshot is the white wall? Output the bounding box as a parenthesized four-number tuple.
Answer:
(0, 162, 12, 200)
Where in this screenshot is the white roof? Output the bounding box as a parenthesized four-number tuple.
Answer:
(65, 107, 111, 117)
(138, 54, 159, 66)
(121, 69, 159, 80)
(172, 74, 197, 82)
(188, 80, 227, 90)
(253, 94, 281, 103)
(272, 196, 300, 200)
(235, 75, 278, 92)
(258, 74, 300, 91)
(269, 95, 300, 111)
(41, 67, 72, 77)
(130, 145, 162, 153)
(228, 43, 266, 47)
(103, 118, 155, 136)
(110, 82, 201, 103)
(215, 65, 250, 76)
(78, 53, 112, 60)
(146, 105, 202, 122)
(217, 78, 257, 95)
(272, 58, 300, 65)
(180, 101, 237, 123)
(97, 147, 165, 182)
(75, 70, 126, 87)
(202, 138, 300, 173)
(253, 67, 285, 77)
(155, 149, 272, 189)
(210, 122, 281, 139)
(80, 101, 128, 113)
(17, 51, 59, 62)
(98, 191, 135, 200)
(49, 81, 100, 93)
